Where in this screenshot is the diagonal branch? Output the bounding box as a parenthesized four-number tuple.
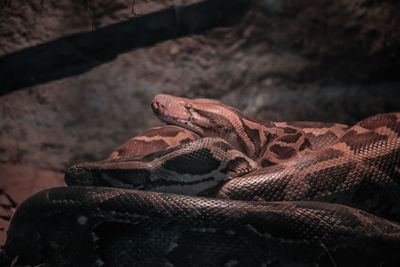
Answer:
(0, 0, 252, 96)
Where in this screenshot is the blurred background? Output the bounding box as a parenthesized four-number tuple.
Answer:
(0, 0, 399, 245)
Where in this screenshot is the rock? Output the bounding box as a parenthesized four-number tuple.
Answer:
(0, 164, 65, 245)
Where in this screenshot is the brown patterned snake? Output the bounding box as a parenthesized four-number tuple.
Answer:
(2, 95, 400, 266)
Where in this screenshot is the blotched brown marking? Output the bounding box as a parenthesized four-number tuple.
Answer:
(269, 144, 297, 160)
(179, 138, 195, 144)
(143, 126, 183, 137)
(242, 120, 261, 154)
(238, 163, 285, 177)
(299, 139, 312, 151)
(277, 132, 303, 143)
(193, 108, 249, 154)
(220, 157, 252, 175)
(288, 121, 336, 128)
(102, 169, 152, 186)
(262, 173, 295, 201)
(304, 163, 353, 199)
(293, 148, 345, 171)
(117, 139, 169, 157)
(147, 176, 216, 188)
(263, 131, 278, 144)
(213, 141, 233, 152)
(141, 145, 186, 162)
(162, 148, 221, 174)
(193, 108, 231, 129)
(229, 106, 275, 127)
(359, 113, 398, 130)
(305, 131, 338, 149)
(362, 148, 400, 183)
(387, 122, 400, 135)
(340, 130, 388, 151)
(281, 127, 298, 134)
(260, 158, 276, 167)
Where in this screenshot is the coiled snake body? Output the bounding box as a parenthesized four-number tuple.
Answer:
(3, 95, 400, 266)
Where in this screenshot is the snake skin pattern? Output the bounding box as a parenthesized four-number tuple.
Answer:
(108, 125, 201, 159)
(2, 95, 400, 266)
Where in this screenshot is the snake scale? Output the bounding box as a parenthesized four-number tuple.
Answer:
(2, 95, 400, 266)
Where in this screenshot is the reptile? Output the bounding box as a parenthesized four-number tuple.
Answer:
(3, 94, 400, 266)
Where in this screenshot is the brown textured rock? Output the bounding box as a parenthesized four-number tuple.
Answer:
(0, 164, 65, 245)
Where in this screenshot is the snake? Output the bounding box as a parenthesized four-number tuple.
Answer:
(2, 94, 400, 266)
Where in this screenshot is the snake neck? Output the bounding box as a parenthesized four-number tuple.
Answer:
(151, 94, 311, 164)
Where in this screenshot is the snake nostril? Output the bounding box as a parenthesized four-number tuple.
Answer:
(151, 102, 160, 113)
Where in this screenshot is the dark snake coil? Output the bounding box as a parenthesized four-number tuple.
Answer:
(2, 95, 400, 267)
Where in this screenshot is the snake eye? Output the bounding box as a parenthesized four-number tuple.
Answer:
(185, 103, 192, 109)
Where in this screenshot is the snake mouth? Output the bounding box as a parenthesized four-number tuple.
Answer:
(157, 113, 204, 136)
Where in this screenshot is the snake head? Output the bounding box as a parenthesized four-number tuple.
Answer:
(151, 94, 234, 137)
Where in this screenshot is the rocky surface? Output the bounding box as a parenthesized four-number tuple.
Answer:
(0, 0, 399, 248)
(0, 164, 64, 246)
